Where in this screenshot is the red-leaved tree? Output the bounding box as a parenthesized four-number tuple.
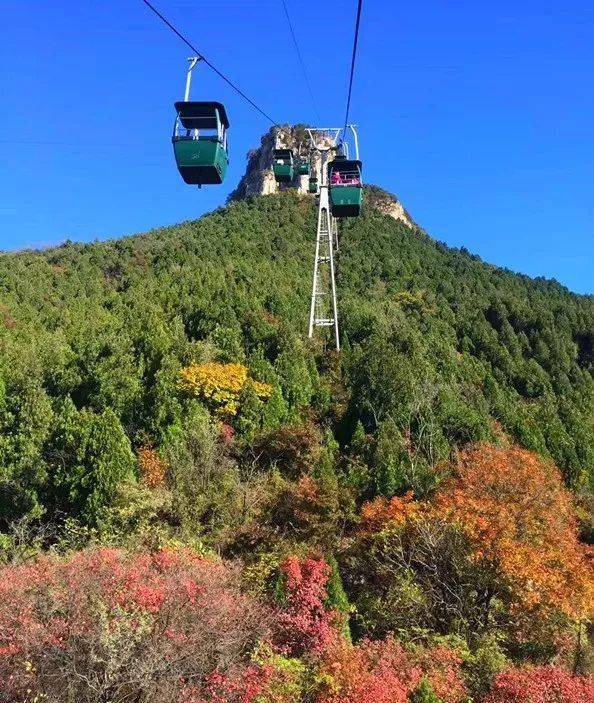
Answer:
(276, 556, 336, 657)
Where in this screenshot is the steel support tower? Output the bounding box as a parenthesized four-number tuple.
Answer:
(304, 126, 359, 351)
(308, 148, 340, 349)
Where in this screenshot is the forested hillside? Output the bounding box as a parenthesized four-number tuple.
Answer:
(0, 190, 593, 702)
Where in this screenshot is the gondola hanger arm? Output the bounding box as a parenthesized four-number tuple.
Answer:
(184, 56, 202, 102)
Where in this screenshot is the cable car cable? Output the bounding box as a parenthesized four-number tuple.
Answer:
(140, 0, 279, 126)
(279, 0, 322, 123)
(342, 0, 363, 135)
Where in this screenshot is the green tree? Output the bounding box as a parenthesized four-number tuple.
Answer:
(46, 400, 135, 525)
(410, 678, 442, 703)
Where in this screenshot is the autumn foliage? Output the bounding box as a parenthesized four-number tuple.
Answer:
(0, 545, 592, 703)
(433, 444, 594, 620)
(0, 548, 269, 703)
(276, 556, 336, 656)
(179, 362, 272, 416)
(317, 637, 467, 703)
(360, 490, 420, 532)
(137, 445, 168, 488)
(483, 666, 594, 703)
(274, 556, 468, 703)
(360, 444, 594, 627)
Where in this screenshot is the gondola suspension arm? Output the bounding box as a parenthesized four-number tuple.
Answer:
(184, 56, 201, 102)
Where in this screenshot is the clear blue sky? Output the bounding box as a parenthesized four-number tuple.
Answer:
(1, 1, 593, 294)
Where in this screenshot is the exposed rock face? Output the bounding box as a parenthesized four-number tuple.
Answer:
(229, 125, 313, 201)
(365, 185, 415, 228)
(228, 125, 414, 229)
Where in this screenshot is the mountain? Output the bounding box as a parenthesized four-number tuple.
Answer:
(1, 189, 592, 503)
(0, 170, 593, 700)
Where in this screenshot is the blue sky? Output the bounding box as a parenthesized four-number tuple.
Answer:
(1, 0, 593, 294)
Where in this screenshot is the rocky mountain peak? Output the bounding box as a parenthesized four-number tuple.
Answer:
(228, 125, 414, 228)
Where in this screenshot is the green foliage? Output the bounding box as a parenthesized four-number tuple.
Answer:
(339, 204, 594, 489)
(45, 400, 136, 525)
(162, 404, 240, 535)
(274, 338, 317, 413)
(253, 647, 310, 703)
(410, 677, 443, 703)
(325, 555, 352, 640)
(0, 378, 53, 525)
(97, 481, 173, 547)
(0, 188, 592, 557)
(463, 633, 508, 700)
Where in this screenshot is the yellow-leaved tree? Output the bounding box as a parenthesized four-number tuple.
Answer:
(179, 362, 272, 416)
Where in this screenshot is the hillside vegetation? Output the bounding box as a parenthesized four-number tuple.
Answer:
(0, 190, 593, 702)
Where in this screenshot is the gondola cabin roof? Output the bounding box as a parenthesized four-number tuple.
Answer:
(174, 101, 230, 130)
(328, 158, 362, 175)
(273, 148, 294, 159)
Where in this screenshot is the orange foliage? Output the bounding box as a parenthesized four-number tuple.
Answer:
(433, 444, 593, 620)
(358, 444, 594, 625)
(0, 302, 16, 329)
(179, 362, 272, 417)
(360, 491, 420, 533)
(316, 637, 467, 703)
(137, 446, 168, 488)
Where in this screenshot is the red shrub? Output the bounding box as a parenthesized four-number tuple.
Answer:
(180, 665, 273, 703)
(318, 638, 411, 703)
(0, 548, 270, 703)
(482, 666, 594, 703)
(276, 556, 336, 656)
(316, 637, 467, 703)
(219, 422, 236, 445)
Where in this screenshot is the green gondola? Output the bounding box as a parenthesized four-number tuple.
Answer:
(308, 176, 318, 194)
(297, 158, 310, 176)
(272, 148, 294, 183)
(327, 157, 363, 217)
(172, 101, 230, 185)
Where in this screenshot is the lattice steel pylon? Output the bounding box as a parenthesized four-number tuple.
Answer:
(308, 148, 340, 350)
(305, 125, 359, 350)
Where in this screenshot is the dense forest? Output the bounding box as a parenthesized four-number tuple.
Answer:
(0, 189, 593, 702)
